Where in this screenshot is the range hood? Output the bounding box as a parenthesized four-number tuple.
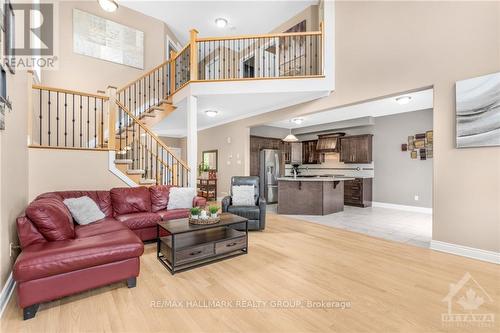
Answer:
(316, 133, 345, 152)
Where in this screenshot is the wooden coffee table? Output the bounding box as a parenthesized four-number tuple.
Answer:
(156, 213, 248, 274)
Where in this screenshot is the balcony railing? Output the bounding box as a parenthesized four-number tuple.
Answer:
(196, 31, 323, 81)
(169, 24, 324, 89)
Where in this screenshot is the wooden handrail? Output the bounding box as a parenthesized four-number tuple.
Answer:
(171, 43, 190, 62)
(32, 84, 109, 100)
(117, 60, 170, 94)
(114, 99, 190, 171)
(196, 30, 322, 42)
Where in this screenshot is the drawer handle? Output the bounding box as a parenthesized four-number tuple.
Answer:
(190, 250, 203, 256)
(226, 242, 238, 247)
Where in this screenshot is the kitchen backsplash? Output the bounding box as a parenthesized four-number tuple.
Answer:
(285, 153, 374, 178)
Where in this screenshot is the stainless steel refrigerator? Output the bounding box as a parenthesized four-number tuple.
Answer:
(259, 149, 283, 204)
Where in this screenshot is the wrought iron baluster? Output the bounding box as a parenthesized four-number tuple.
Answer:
(64, 93, 67, 147)
(87, 96, 90, 148)
(56, 92, 59, 146)
(94, 98, 97, 148)
(100, 98, 104, 148)
(48, 91, 51, 146)
(39, 89, 42, 145)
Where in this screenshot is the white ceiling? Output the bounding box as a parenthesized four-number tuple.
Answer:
(153, 90, 327, 137)
(267, 89, 434, 129)
(122, 1, 317, 44)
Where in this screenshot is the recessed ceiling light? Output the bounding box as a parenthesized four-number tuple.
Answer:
(395, 95, 412, 105)
(98, 0, 118, 12)
(205, 110, 219, 117)
(215, 18, 228, 28)
(291, 118, 304, 125)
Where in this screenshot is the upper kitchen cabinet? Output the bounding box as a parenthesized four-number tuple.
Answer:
(302, 140, 323, 164)
(340, 134, 373, 164)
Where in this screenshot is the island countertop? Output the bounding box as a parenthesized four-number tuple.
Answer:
(277, 176, 355, 182)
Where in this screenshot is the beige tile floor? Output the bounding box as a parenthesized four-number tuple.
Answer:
(269, 204, 432, 248)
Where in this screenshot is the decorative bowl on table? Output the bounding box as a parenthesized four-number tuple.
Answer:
(189, 216, 220, 225)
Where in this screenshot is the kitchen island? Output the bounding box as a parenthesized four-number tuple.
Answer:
(277, 176, 354, 215)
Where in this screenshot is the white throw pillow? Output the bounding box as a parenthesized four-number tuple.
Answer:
(167, 187, 196, 209)
(232, 185, 255, 206)
(63, 196, 105, 225)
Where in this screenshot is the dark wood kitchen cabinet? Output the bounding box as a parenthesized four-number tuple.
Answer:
(344, 178, 372, 207)
(302, 140, 323, 164)
(340, 134, 373, 163)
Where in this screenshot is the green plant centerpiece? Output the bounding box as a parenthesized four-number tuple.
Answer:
(208, 205, 219, 218)
(190, 207, 201, 219)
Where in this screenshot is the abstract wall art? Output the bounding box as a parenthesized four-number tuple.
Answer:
(404, 130, 433, 160)
(456, 72, 500, 148)
(73, 9, 144, 69)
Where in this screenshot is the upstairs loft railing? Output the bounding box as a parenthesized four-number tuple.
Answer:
(195, 30, 323, 81)
(115, 100, 189, 187)
(114, 25, 324, 103)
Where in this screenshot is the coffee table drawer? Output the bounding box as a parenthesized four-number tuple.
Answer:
(176, 244, 214, 264)
(215, 237, 246, 254)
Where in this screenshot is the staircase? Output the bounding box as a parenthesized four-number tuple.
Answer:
(27, 26, 325, 188)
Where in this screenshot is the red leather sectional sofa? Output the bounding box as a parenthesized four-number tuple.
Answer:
(13, 185, 206, 320)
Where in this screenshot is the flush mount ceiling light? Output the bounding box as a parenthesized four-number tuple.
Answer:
(215, 18, 228, 28)
(395, 95, 412, 105)
(98, 0, 118, 12)
(205, 110, 219, 117)
(282, 129, 299, 142)
(291, 118, 304, 125)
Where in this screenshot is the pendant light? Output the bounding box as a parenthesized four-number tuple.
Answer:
(282, 129, 299, 142)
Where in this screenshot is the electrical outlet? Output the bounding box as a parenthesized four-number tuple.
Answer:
(414, 195, 419, 201)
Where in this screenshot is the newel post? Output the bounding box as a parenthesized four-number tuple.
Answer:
(106, 86, 117, 150)
(170, 50, 177, 92)
(189, 29, 199, 81)
(27, 70, 34, 146)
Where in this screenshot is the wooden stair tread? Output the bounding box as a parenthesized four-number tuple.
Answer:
(127, 169, 145, 175)
(114, 159, 133, 165)
(139, 179, 156, 185)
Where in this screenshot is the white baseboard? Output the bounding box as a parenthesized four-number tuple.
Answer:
(108, 151, 137, 187)
(372, 202, 432, 214)
(431, 240, 500, 264)
(0, 272, 16, 318)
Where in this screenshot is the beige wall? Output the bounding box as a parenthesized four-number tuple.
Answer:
(159, 136, 187, 161)
(41, 1, 178, 93)
(28, 149, 127, 201)
(199, 1, 500, 252)
(0, 72, 30, 286)
(0, 71, 30, 285)
(198, 125, 250, 198)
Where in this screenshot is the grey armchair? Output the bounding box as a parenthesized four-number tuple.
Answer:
(222, 176, 266, 231)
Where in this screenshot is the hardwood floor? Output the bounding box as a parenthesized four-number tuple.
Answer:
(2, 214, 499, 333)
